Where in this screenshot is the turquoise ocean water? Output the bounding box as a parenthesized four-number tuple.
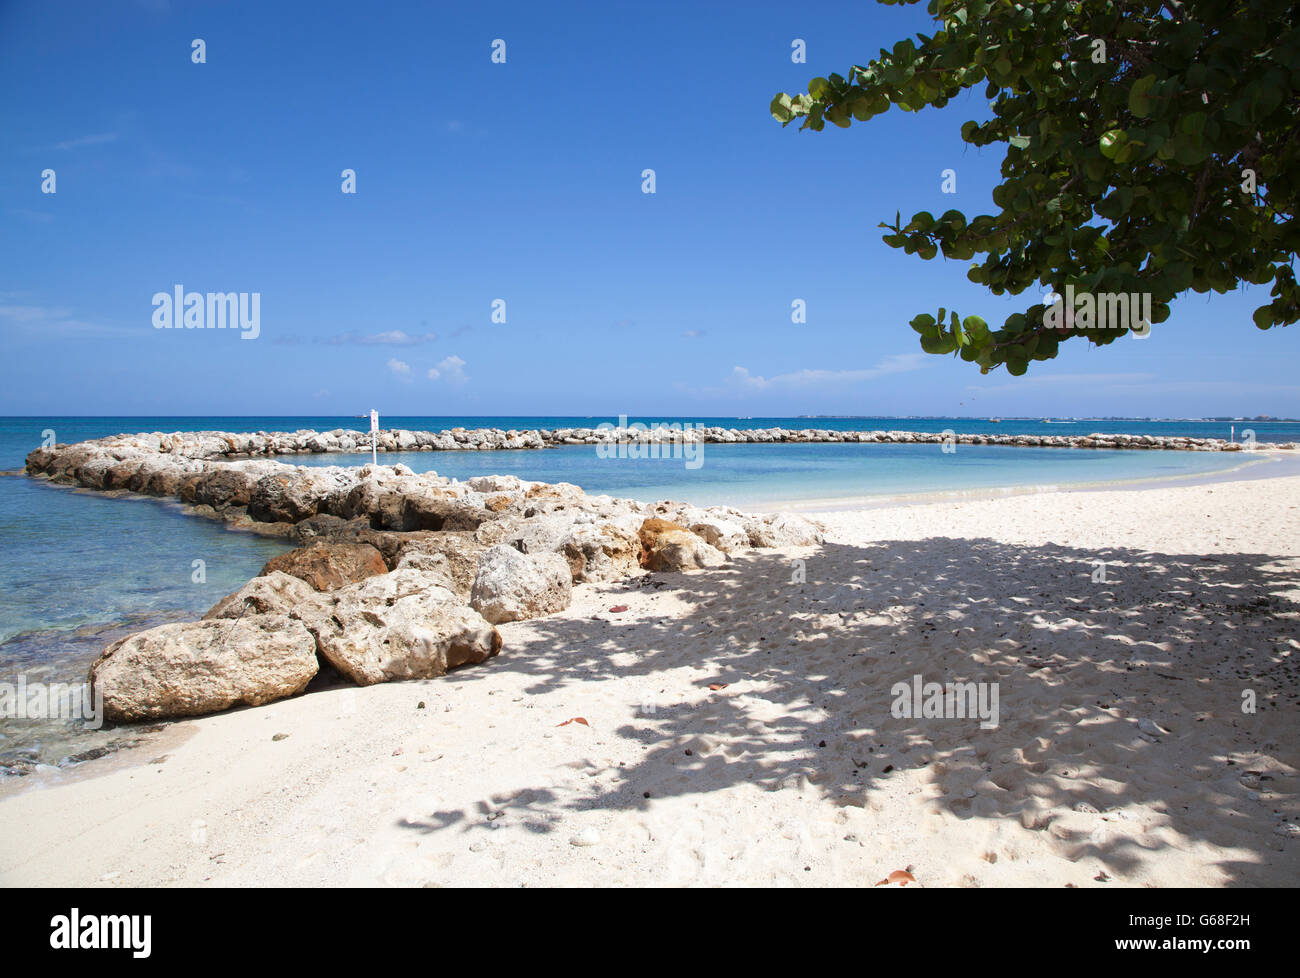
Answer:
(1, 415, 1297, 760)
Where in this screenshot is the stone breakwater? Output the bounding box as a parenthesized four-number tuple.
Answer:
(22, 425, 1297, 465)
(24, 433, 826, 723)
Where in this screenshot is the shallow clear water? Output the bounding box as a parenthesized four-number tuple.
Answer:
(0, 479, 292, 647)
(289, 441, 1266, 509)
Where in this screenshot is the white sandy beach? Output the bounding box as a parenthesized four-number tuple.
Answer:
(1, 473, 1297, 887)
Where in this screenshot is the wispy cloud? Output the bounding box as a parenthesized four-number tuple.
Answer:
(9, 208, 55, 225)
(273, 329, 438, 347)
(682, 329, 705, 339)
(387, 358, 411, 378)
(428, 355, 468, 384)
(55, 132, 119, 151)
(330, 329, 437, 346)
(0, 303, 128, 338)
(968, 372, 1155, 395)
(728, 353, 931, 391)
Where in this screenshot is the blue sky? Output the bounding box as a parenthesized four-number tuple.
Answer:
(1, 0, 1296, 419)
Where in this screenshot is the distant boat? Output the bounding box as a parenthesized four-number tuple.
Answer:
(989, 418, 1001, 423)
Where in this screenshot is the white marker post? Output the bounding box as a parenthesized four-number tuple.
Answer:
(370, 409, 379, 466)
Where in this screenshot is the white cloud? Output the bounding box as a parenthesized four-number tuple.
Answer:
(428, 355, 468, 384)
(0, 303, 124, 338)
(327, 330, 437, 346)
(967, 372, 1154, 395)
(387, 358, 411, 377)
(55, 132, 119, 151)
(728, 353, 931, 391)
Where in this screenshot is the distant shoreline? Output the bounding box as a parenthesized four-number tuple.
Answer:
(771, 451, 1300, 513)
(26, 426, 1300, 467)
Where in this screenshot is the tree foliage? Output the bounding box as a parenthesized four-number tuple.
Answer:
(772, 0, 1299, 374)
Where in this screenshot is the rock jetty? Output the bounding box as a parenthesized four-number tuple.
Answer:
(22, 424, 1295, 468)
(26, 432, 826, 722)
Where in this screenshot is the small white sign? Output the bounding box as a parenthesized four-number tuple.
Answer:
(370, 410, 379, 433)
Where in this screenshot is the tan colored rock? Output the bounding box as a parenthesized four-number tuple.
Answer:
(638, 518, 728, 572)
(688, 516, 750, 554)
(314, 572, 502, 685)
(90, 616, 319, 722)
(390, 549, 459, 594)
(743, 513, 824, 548)
(260, 541, 388, 591)
(203, 570, 328, 620)
(391, 532, 485, 599)
(563, 522, 644, 582)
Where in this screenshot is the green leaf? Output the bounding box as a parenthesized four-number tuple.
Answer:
(1099, 129, 1127, 159)
(1128, 75, 1157, 117)
(910, 313, 937, 333)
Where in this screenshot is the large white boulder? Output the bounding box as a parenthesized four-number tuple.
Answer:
(91, 616, 319, 721)
(470, 544, 573, 623)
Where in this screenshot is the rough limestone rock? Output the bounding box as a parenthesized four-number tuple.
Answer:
(686, 515, 751, 554)
(470, 544, 573, 623)
(248, 467, 356, 524)
(202, 571, 331, 624)
(292, 516, 421, 568)
(291, 512, 350, 543)
(260, 541, 388, 592)
(638, 518, 728, 572)
(483, 512, 580, 555)
(562, 522, 645, 582)
(402, 488, 494, 532)
(466, 474, 526, 493)
(131, 456, 200, 497)
(90, 616, 319, 721)
(391, 532, 485, 598)
(184, 468, 258, 509)
(390, 549, 459, 594)
(743, 513, 825, 548)
(314, 572, 502, 685)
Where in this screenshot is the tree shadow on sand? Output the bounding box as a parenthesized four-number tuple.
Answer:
(422, 535, 1300, 884)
